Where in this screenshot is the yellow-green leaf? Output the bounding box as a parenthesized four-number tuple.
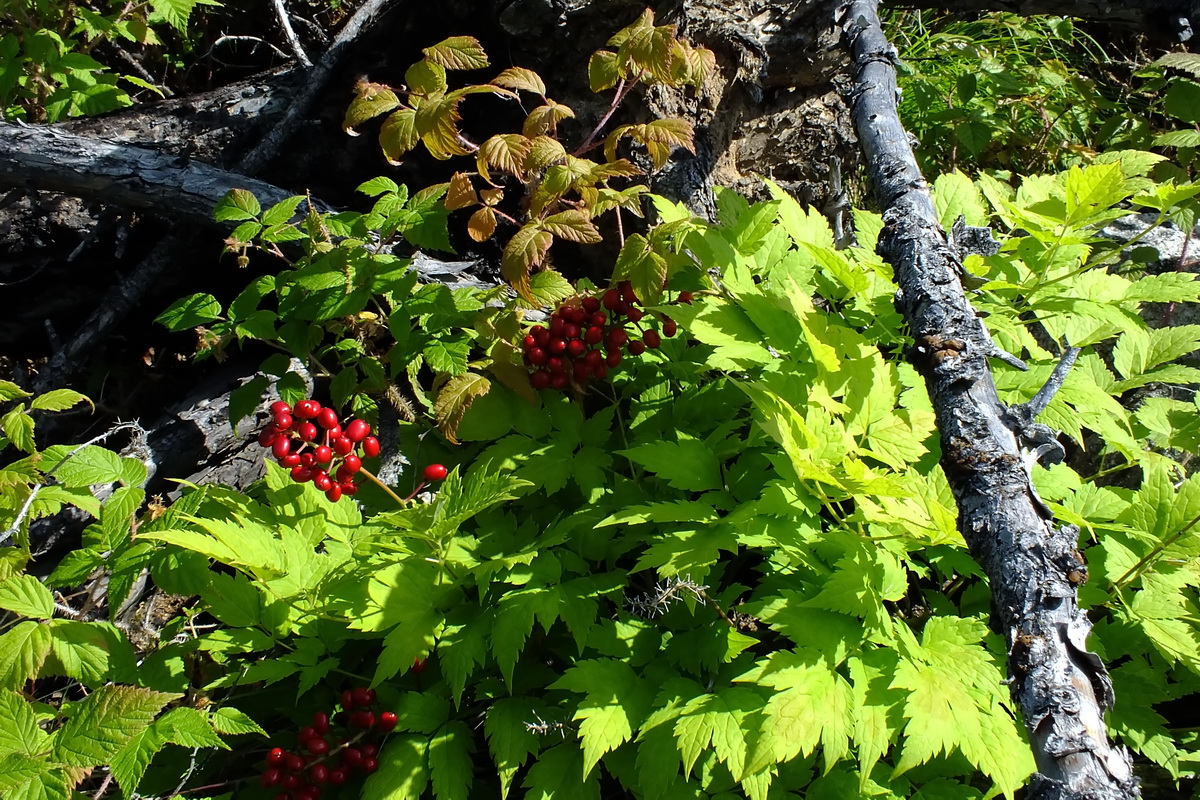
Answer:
(492, 67, 546, 96)
(502, 224, 553, 300)
(435, 372, 491, 444)
(542, 210, 602, 243)
(343, 81, 401, 132)
(379, 108, 419, 164)
(405, 59, 448, 95)
(522, 101, 575, 138)
(423, 36, 489, 70)
(588, 50, 621, 92)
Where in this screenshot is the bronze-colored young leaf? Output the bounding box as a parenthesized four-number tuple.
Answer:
(641, 118, 695, 149)
(644, 140, 672, 169)
(607, 8, 653, 48)
(434, 371, 491, 444)
(524, 136, 567, 171)
(492, 67, 546, 96)
(502, 223, 552, 300)
(445, 173, 478, 211)
(415, 96, 469, 160)
(405, 59, 448, 96)
(480, 188, 504, 206)
(423, 36, 490, 71)
(379, 108, 419, 164)
(588, 50, 621, 92)
(588, 159, 643, 182)
(343, 81, 401, 133)
(542, 210, 602, 244)
(467, 207, 497, 242)
(486, 340, 538, 406)
(522, 101, 575, 138)
(673, 41, 717, 87)
(479, 134, 532, 182)
(603, 124, 634, 164)
(446, 84, 518, 102)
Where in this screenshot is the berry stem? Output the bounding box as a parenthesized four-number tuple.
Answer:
(403, 481, 428, 502)
(357, 467, 410, 508)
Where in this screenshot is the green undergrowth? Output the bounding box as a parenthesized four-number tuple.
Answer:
(2, 150, 1200, 798)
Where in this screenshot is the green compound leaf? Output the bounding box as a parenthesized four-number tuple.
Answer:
(155, 293, 222, 331)
(428, 721, 475, 800)
(213, 188, 261, 222)
(51, 685, 179, 767)
(362, 735, 428, 800)
(30, 390, 92, 413)
(0, 574, 55, 619)
(617, 438, 721, 492)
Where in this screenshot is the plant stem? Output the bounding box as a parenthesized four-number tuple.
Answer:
(573, 77, 639, 157)
(358, 466, 409, 507)
(1112, 510, 1200, 591)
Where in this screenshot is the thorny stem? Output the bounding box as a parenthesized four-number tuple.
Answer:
(573, 77, 639, 157)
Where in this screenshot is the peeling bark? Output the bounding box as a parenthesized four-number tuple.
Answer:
(844, 1, 1140, 797)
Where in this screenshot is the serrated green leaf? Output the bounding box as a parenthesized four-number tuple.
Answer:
(0, 621, 52, 688)
(0, 574, 55, 618)
(0, 381, 32, 401)
(52, 685, 179, 766)
(932, 170, 989, 229)
(0, 689, 50, 755)
(428, 721, 474, 800)
(362, 735, 428, 800)
(30, 390, 91, 413)
(522, 743, 599, 800)
(261, 196, 305, 226)
(423, 36, 489, 70)
(157, 706, 227, 749)
(618, 438, 721, 492)
(486, 698, 541, 799)
(214, 188, 260, 222)
(47, 620, 113, 686)
(1, 407, 34, 453)
(40, 444, 142, 488)
(108, 725, 163, 796)
(155, 293, 222, 331)
(209, 707, 266, 736)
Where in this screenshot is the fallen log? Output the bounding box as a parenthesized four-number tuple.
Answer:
(845, 1, 1140, 797)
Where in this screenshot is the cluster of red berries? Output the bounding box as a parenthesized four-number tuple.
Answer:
(257, 399, 380, 503)
(520, 282, 690, 392)
(258, 687, 396, 799)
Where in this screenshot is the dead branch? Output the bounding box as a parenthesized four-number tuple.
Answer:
(845, 1, 1140, 797)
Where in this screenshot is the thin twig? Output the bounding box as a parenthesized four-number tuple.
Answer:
(1025, 344, 1080, 416)
(271, 0, 312, 67)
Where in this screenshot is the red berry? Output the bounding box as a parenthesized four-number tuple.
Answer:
(298, 727, 316, 743)
(626, 307, 644, 323)
(603, 289, 620, 310)
(412, 657, 428, 674)
(312, 712, 330, 733)
(282, 775, 301, 790)
(313, 472, 333, 491)
(310, 764, 330, 784)
(663, 317, 678, 337)
(258, 428, 279, 447)
(582, 296, 601, 313)
(585, 349, 605, 367)
(298, 422, 319, 442)
(342, 454, 362, 473)
(590, 311, 608, 327)
(267, 747, 287, 767)
(563, 323, 581, 340)
(274, 794, 289, 800)
(644, 330, 662, 349)
(345, 419, 371, 442)
(333, 435, 354, 456)
(326, 423, 343, 439)
(300, 452, 316, 468)
(573, 361, 591, 382)
(678, 291, 694, 304)
(547, 357, 566, 373)
(291, 467, 313, 483)
(528, 347, 548, 366)
(272, 436, 292, 459)
(286, 753, 306, 772)
(363, 757, 379, 773)
(325, 485, 343, 503)
(607, 350, 623, 366)
(607, 329, 628, 348)
(317, 408, 339, 429)
(423, 464, 448, 481)
(341, 481, 358, 496)
(628, 340, 646, 356)
(274, 411, 295, 429)
(569, 307, 588, 325)
(280, 453, 302, 468)
(351, 687, 374, 708)
(531, 370, 551, 389)
(594, 364, 608, 379)
(377, 711, 399, 732)
(341, 748, 364, 767)
(341, 690, 354, 711)
(294, 399, 321, 419)
(567, 339, 587, 358)
(315, 445, 333, 464)
(549, 315, 565, 335)
(261, 768, 282, 787)
(328, 769, 348, 786)
(584, 326, 603, 344)
(362, 744, 379, 758)
(362, 436, 381, 458)
(550, 373, 569, 390)
(532, 325, 549, 345)
(351, 710, 375, 729)
(296, 788, 322, 800)
(523, 334, 538, 349)
(270, 401, 291, 417)
(621, 282, 637, 303)
(548, 338, 567, 354)
(307, 737, 329, 756)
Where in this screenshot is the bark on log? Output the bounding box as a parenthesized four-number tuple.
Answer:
(845, 1, 1141, 797)
(0, 122, 302, 227)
